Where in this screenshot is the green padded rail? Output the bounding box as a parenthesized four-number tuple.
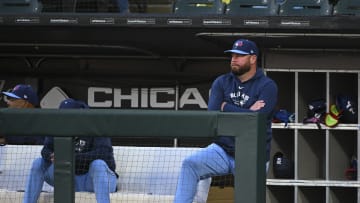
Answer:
(0, 108, 266, 203)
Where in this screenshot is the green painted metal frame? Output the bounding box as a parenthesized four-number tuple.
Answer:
(0, 108, 266, 203)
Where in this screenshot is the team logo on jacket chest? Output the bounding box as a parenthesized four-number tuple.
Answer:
(230, 90, 249, 107)
(75, 138, 87, 153)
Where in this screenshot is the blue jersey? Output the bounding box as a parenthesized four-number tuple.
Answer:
(41, 136, 116, 175)
(209, 68, 278, 161)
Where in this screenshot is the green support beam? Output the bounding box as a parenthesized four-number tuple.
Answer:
(217, 113, 267, 203)
(0, 108, 266, 203)
(54, 137, 75, 203)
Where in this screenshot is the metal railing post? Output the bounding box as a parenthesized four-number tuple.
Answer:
(54, 137, 75, 203)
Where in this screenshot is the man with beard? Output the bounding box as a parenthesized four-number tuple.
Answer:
(173, 39, 278, 203)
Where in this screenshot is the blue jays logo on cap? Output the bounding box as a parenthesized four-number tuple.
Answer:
(234, 41, 243, 48)
(224, 39, 259, 56)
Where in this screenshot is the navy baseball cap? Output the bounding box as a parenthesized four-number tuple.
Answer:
(224, 39, 259, 56)
(2, 84, 39, 106)
(59, 98, 89, 109)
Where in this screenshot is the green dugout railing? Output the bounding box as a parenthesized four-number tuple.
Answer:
(0, 108, 266, 203)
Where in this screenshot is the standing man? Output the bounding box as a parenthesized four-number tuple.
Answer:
(23, 98, 118, 203)
(174, 39, 278, 203)
(1, 84, 43, 145)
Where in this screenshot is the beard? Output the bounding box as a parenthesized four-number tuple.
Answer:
(231, 64, 251, 76)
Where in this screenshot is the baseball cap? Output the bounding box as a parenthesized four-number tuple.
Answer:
(2, 84, 39, 106)
(224, 39, 259, 56)
(336, 95, 357, 123)
(59, 98, 89, 109)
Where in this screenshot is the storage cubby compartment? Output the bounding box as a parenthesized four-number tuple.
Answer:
(297, 186, 326, 203)
(297, 130, 326, 180)
(268, 129, 295, 179)
(329, 187, 358, 203)
(265, 53, 360, 203)
(329, 130, 358, 180)
(298, 72, 326, 123)
(266, 71, 295, 112)
(329, 72, 358, 124)
(329, 73, 358, 102)
(266, 185, 294, 203)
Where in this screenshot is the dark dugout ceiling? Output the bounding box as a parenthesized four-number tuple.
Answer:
(0, 14, 360, 58)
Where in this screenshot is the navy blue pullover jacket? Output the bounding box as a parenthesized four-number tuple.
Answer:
(41, 136, 116, 175)
(208, 68, 278, 162)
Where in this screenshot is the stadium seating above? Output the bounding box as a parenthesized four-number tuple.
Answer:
(225, 0, 279, 16)
(333, 0, 360, 16)
(0, 0, 42, 13)
(39, 0, 118, 12)
(0, 0, 359, 58)
(278, 0, 332, 16)
(0, 0, 359, 17)
(173, 0, 225, 14)
(136, 0, 174, 13)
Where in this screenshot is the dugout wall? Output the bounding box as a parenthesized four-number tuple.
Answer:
(0, 2, 360, 202)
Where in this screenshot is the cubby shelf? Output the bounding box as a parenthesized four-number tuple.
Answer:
(267, 179, 360, 187)
(272, 123, 359, 130)
(264, 50, 359, 203)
